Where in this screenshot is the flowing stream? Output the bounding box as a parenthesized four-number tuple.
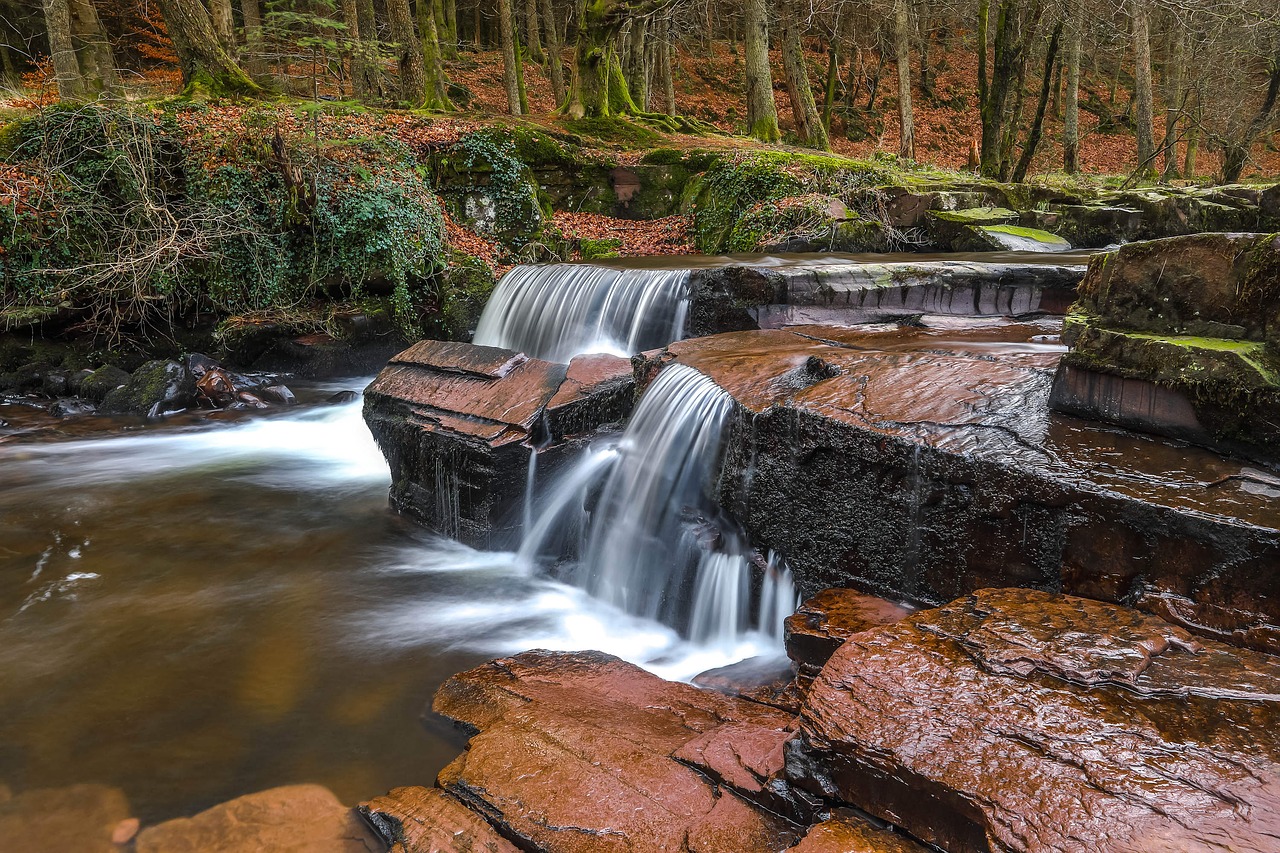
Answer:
(0, 381, 769, 823)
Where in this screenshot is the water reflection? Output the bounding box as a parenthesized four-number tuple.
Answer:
(0, 386, 760, 824)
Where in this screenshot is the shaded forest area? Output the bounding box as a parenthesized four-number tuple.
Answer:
(3, 0, 1279, 182)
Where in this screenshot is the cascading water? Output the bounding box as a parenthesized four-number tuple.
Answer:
(473, 264, 691, 362)
(519, 364, 796, 649)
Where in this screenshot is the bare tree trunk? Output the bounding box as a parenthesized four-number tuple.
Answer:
(1131, 2, 1157, 179)
(419, 0, 454, 108)
(43, 0, 83, 100)
(822, 43, 839, 133)
(241, 0, 266, 77)
(155, 0, 257, 94)
(893, 0, 914, 159)
(1160, 26, 1185, 180)
(1183, 88, 1200, 177)
(385, 0, 425, 104)
(348, 0, 382, 100)
(1012, 20, 1063, 182)
(497, 0, 522, 114)
(524, 0, 543, 63)
(1063, 3, 1081, 173)
(743, 0, 780, 141)
(539, 0, 565, 103)
(658, 12, 675, 116)
(209, 0, 234, 52)
(780, 0, 828, 149)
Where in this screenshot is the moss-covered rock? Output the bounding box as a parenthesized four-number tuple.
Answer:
(100, 359, 196, 417)
(926, 207, 1020, 251)
(430, 130, 549, 245)
(970, 224, 1073, 253)
(80, 365, 132, 403)
(1052, 232, 1280, 463)
(428, 253, 500, 340)
(725, 194, 889, 253)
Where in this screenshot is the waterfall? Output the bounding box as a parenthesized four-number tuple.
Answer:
(473, 264, 691, 363)
(520, 364, 795, 648)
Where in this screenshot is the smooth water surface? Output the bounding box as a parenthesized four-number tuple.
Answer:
(0, 384, 761, 823)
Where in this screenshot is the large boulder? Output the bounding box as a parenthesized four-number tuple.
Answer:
(363, 341, 635, 546)
(788, 588, 1280, 852)
(641, 323, 1280, 653)
(1050, 233, 1280, 463)
(427, 650, 804, 852)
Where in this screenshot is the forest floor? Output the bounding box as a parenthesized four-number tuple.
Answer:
(3, 40, 1278, 269)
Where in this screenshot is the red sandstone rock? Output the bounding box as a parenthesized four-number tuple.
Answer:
(0, 783, 133, 853)
(135, 784, 381, 853)
(359, 787, 515, 853)
(431, 650, 802, 852)
(544, 352, 634, 438)
(693, 655, 804, 713)
(790, 810, 929, 852)
(784, 588, 915, 671)
(788, 588, 1280, 853)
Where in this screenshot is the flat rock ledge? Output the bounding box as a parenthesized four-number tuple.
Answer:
(353, 587, 1280, 853)
(363, 341, 634, 547)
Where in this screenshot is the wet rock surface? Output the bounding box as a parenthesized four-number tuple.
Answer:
(363, 341, 638, 546)
(359, 787, 516, 853)
(1050, 233, 1280, 463)
(135, 784, 381, 853)
(790, 810, 928, 853)
(788, 589, 1280, 853)
(429, 649, 803, 852)
(644, 321, 1280, 652)
(784, 589, 915, 672)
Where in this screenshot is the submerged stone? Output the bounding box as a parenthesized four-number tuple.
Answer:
(0, 783, 133, 853)
(788, 588, 1280, 853)
(135, 784, 380, 853)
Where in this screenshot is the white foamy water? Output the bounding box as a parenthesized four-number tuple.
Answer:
(519, 364, 796, 654)
(473, 263, 691, 362)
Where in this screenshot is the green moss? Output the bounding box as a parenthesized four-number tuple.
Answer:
(929, 207, 1019, 224)
(984, 224, 1069, 243)
(1125, 331, 1280, 385)
(563, 116, 664, 148)
(578, 237, 623, 260)
(639, 148, 685, 166)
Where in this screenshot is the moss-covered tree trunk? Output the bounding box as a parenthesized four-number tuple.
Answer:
(780, 0, 828, 150)
(155, 0, 258, 95)
(418, 0, 455, 109)
(743, 0, 780, 141)
(657, 12, 675, 117)
(438, 0, 458, 59)
(497, 0, 523, 115)
(385, 0, 426, 104)
(349, 0, 382, 100)
(540, 0, 566, 103)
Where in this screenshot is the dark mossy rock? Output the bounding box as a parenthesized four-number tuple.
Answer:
(874, 186, 1007, 229)
(1025, 203, 1144, 248)
(428, 254, 499, 341)
(1050, 233, 1280, 463)
(80, 365, 132, 403)
(431, 130, 550, 245)
(1073, 233, 1280, 344)
(99, 360, 196, 417)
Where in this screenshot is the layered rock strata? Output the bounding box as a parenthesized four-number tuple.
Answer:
(639, 321, 1280, 652)
(1049, 233, 1280, 464)
(363, 341, 633, 546)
